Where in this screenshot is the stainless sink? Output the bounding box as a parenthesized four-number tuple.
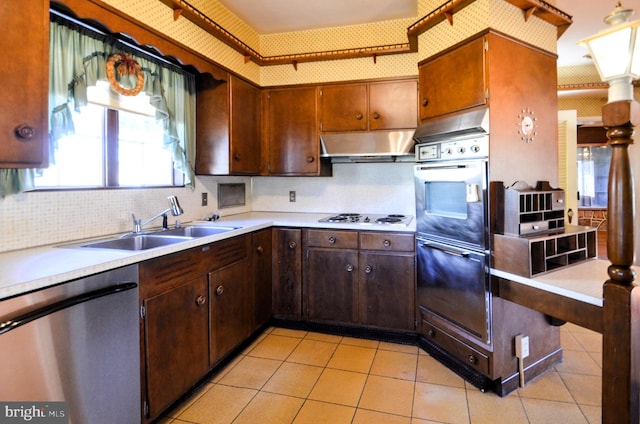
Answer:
(159, 226, 238, 238)
(80, 234, 191, 251)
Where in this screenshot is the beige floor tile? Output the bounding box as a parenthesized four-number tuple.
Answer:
(233, 391, 303, 424)
(293, 400, 355, 424)
(415, 354, 465, 388)
(560, 330, 583, 351)
(588, 351, 603, 368)
(352, 408, 411, 424)
(176, 384, 257, 424)
(326, 344, 376, 373)
(287, 339, 338, 367)
(341, 336, 380, 348)
(573, 331, 603, 353)
(579, 404, 602, 424)
(270, 327, 308, 338)
(521, 398, 589, 424)
(262, 362, 324, 398)
(564, 323, 594, 334)
(560, 373, 601, 406)
(217, 355, 281, 389)
(379, 341, 420, 354)
(246, 334, 301, 360)
(555, 350, 602, 376)
(166, 382, 214, 418)
(517, 370, 574, 402)
(304, 331, 343, 343)
(370, 349, 417, 381)
(358, 374, 414, 416)
(466, 389, 528, 424)
(308, 368, 367, 406)
(210, 354, 245, 383)
(413, 382, 469, 424)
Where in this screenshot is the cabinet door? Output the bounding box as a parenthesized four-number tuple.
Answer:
(272, 228, 303, 317)
(209, 258, 252, 365)
(0, 0, 49, 167)
(320, 84, 368, 132)
(252, 228, 273, 330)
(143, 276, 209, 420)
(266, 87, 320, 175)
(305, 248, 359, 323)
(369, 80, 418, 130)
(230, 76, 261, 174)
(419, 36, 486, 120)
(359, 252, 415, 330)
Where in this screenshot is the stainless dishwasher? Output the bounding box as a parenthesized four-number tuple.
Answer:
(0, 264, 141, 424)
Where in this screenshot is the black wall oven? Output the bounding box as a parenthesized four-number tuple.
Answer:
(414, 135, 492, 345)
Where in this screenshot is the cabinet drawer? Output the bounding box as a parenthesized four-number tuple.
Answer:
(421, 318, 489, 376)
(306, 229, 358, 249)
(140, 247, 206, 298)
(360, 232, 414, 252)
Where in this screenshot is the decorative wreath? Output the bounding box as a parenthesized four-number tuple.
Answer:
(106, 53, 144, 96)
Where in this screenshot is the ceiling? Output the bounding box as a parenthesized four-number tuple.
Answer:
(217, 0, 636, 68)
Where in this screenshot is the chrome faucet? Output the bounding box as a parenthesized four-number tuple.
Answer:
(130, 196, 184, 233)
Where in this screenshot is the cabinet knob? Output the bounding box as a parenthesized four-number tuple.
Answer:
(288, 241, 297, 249)
(372, 112, 380, 120)
(364, 265, 372, 274)
(383, 239, 391, 248)
(215, 285, 224, 296)
(355, 113, 363, 120)
(427, 328, 436, 338)
(346, 264, 354, 272)
(234, 153, 241, 161)
(306, 156, 315, 163)
(14, 125, 35, 140)
(468, 355, 478, 365)
(256, 245, 264, 253)
(422, 99, 429, 107)
(328, 236, 336, 244)
(196, 295, 206, 306)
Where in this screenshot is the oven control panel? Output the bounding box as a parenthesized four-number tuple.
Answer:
(416, 136, 488, 162)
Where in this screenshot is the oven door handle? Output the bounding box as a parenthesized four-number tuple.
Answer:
(419, 241, 471, 258)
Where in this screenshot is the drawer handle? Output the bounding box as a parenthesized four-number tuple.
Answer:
(427, 328, 436, 338)
(468, 355, 478, 365)
(328, 236, 336, 244)
(372, 112, 380, 120)
(383, 239, 391, 248)
(306, 156, 315, 163)
(234, 153, 241, 161)
(15, 124, 35, 140)
(346, 264, 354, 272)
(256, 245, 264, 254)
(288, 241, 297, 249)
(364, 265, 372, 274)
(216, 285, 224, 296)
(196, 295, 206, 306)
(422, 99, 429, 107)
(355, 112, 363, 120)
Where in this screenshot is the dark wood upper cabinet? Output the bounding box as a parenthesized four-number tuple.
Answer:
(196, 74, 262, 175)
(264, 86, 330, 175)
(0, 0, 49, 168)
(418, 36, 486, 121)
(320, 79, 418, 132)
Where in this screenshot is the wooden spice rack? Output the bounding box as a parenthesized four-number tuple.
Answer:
(492, 225, 598, 277)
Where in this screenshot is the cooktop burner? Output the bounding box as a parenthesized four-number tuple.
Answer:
(318, 213, 413, 226)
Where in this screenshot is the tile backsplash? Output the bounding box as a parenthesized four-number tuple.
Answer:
(0, 163, 416, 253)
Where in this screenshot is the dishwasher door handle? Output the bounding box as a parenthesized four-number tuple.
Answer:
(0, 282, 137, 336)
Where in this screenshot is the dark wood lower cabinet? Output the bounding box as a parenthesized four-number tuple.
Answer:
(253, 229, 273, 330)
(209, 258, 252, 365)
(143, 276, 209, 420)
(272, 228, 303, 317)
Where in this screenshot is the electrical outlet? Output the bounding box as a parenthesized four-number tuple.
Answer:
(515, 334, 530, 359)
(201, 192, 208, 206)
(289, 191, 296, 202)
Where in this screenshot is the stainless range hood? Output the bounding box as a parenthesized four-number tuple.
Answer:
(413, 108, 489, 143)
(320, 130, 416, 163)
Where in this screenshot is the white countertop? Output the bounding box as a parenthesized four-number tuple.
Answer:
(0, 212, 415, 300)
(491, 259, 610, 307)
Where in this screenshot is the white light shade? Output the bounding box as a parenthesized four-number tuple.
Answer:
(579, 20, 640, 81)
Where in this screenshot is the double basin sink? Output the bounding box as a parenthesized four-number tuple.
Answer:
(75, 225, 238, 251)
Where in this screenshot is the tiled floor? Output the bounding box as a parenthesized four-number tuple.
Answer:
(159, 323, 602, 424)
